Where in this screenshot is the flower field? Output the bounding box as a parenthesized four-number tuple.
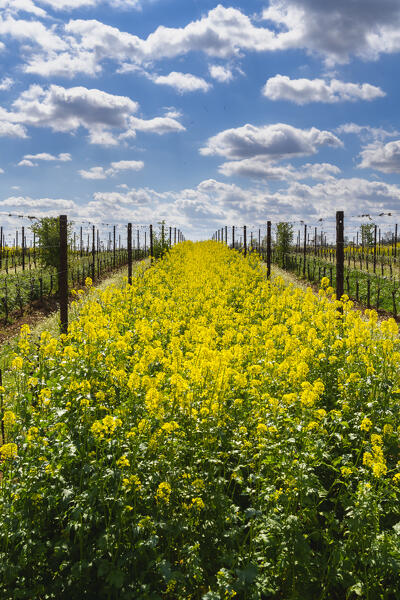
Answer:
(1, 241, 400, 599)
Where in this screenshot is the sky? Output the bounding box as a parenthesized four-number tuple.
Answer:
(2, 0, 400, 240)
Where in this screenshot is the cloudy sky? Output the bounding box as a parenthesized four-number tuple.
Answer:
(1, 0, 400, 239)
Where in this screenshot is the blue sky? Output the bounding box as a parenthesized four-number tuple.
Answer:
(1, 0, 400, 239)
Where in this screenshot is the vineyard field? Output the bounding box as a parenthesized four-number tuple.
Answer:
(0, 242, 400, 599)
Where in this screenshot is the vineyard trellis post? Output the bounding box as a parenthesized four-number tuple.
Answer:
(336, 211, 344, 301)
(150, 224, 154, 261)
(59, 215, 68, 335)
(267, 221, 271, 278)
(395, 224, 398, 259)
(113, 225, 116, 268)
(373, 224, 377, 274)
(303, 223, 307, 277)
(169, 226, 172, 247)
(127, 223, 132, 285)
(232, 225, 235, 249)
(225, 225, 228, 245)
(243, 225, 247, 256)
(91, 225, 95, 281)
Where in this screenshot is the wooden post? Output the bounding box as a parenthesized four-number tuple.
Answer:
(80, 226, 83, 257)
(267, 221, 271, 278)
(314, 227, 317, 255)
(225, 225, 228, 244)
(232, 226, 235, 249)
(258, 228, 261, 254)
(395, 224, 398, 259)
(22, 226, 25, 271)
(373, 224, 377, 274)
(91, 225, 95, 281)
(243, 225, 247, 256)
(336, 211, 344, 300)
(59, 215, 68, 335)
(174, 227, 177, 245)
(169, 226, 172, 247)
(127, 223, 132, 284)
(303, 224, 307, 277)
(150, 224, 154, 261)
(113, 225, 116, 268)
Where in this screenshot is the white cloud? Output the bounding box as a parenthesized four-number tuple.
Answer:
(1, 84, 185, 145)
(109, 160, 144, 171)
(0, 15, 67, 52)
(262, 0, 400, 64)
(219, 158, 340, 180)
(0, 121, 27, 138)
(18, 159, 37, 167)
(0, 0, 47, 17)
(79, 166, 107, 179)
(37, 0, 141, 10)
(200, 123, 342, 160)
(0, 77, 14, 91)
(23, 152, 72, 162)
(0, 167, 4, 174)
(122, 115, 186, 138)
(23, 6, 283, 79)
(152, 72, 211, 93)
(263, 75, 385, 104)
(358, 140, 400, 173)
(209, 65, 233, 83)
(7, 84, 137, 146)
(336, 123, 400, 141)
(79, 159, 144, 179)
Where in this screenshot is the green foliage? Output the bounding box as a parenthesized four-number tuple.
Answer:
(360, 223, 375, 248)
(275, 222, 294, 266)
(30, 217, 72, 271)
(153, 221, 171, 259)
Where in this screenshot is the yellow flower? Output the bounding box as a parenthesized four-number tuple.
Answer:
(11, 356, 23, 370)
(3, 411, 16, 428)
(360, 417, 373, 432)
(156, 481, 171, 503)
(85, 277, 93, 287)
(340, 466, 352, 478)
(0, 443, 18, 460)
(117, 454, 130, 468)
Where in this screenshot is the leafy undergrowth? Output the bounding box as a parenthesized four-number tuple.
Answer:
(1, 242, 400, 599)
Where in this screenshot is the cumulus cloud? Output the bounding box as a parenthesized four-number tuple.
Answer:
(18, 159, 37, 167)
(0, 84, 184, 145)
(262, 0, 400, 64)
(0, 15, 67, 52)
(219, 158, 340, 180)
(0, 121, 27, 138)
(209, 65, 233, 83)
(152, 72, 211, 93)
(358, 140, 400, 173)
(79, 166, 108, 179)
(0, 0, 47, 17)
(200, 123, 342, 160)
(125, 115, 185, 136)
(263, 75, 385, 104)
(336, 123, 400, 141)
(22, 152, 72, 162)
(79, 159, 144, 179)
(37, 0, 141, 10)
(20, 6, 283, 79)
(0, 77, 14, 91)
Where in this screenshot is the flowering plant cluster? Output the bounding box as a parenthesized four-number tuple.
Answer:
(0, 242, 399, 599)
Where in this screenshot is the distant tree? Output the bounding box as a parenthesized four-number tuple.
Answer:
(275, 222, 294, 266)
(31, 217, 72, 270)
(360, 223, 375, 248)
